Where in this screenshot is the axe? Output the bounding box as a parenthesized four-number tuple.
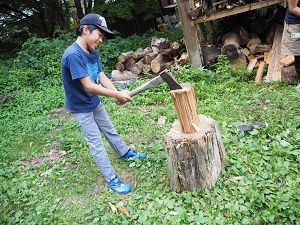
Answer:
(116, 69, 182, 104)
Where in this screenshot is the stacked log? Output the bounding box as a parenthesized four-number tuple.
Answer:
(115, 37, 187, 76)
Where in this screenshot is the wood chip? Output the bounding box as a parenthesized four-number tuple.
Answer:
(224, 176, 243, 182)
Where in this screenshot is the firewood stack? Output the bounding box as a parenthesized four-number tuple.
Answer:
(191, 0, 260, 19)
(113, 37, 188, 79)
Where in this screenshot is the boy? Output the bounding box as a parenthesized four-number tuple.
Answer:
(281, 0, 300, 88)
(61, 13, 146, 194)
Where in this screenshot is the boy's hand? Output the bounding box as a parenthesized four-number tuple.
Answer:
(116, 90, 133, 104)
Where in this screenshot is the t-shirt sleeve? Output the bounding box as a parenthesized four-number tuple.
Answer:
(67, 53, 89, 80)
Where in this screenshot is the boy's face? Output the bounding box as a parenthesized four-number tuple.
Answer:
(85, 27, 104, 50)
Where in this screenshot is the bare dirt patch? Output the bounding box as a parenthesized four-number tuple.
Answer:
(50, 107, 72, 122)
(16, 149, 68, 169)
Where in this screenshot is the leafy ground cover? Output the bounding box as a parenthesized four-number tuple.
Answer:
(0, 31, 299, 224)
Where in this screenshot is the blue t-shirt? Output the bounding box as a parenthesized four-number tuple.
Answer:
(61, 42, 103, 113)
(285, 1, 300, 24)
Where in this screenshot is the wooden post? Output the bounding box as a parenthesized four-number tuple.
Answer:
(165, 83, 227, 192)
(176, 0, 202, 67)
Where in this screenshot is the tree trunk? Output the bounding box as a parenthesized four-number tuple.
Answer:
(165, 115, 227, 192)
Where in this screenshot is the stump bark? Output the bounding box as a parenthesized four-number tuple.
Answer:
(165, 115, 227, 192)
(165, 83, 227, 192)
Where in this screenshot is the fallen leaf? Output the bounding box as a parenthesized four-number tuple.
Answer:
(116, 201, 131, 217)
(40, 168, 53, 177)
(108, 202, 117, 212)
(236, 209, 247, 215)
(170, 211, 178, 215)
(244, 164, 253, 174)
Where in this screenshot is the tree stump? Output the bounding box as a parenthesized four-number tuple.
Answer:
(165, 84, 227, 192)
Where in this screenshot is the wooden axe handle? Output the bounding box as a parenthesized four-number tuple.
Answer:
(115, 76, 164, 104)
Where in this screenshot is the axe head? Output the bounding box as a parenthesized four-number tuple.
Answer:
(159, 69, 183, 90)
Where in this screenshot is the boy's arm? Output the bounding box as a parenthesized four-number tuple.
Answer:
(289, 0, 300, 17)
(98, 71, 117, 91)
(79, 76, 132, 103)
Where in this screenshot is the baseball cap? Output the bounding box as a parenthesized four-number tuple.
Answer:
(79, 13, 115, 39)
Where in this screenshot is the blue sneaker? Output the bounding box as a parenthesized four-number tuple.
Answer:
(106, 176, 131, 194)
(122, 148, 146, 159)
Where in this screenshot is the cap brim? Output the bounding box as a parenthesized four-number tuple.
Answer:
(96, 25, 115, 39)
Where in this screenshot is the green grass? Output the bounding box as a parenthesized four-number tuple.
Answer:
(1, 60, 299, 224)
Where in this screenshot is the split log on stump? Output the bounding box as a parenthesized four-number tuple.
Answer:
(281, 65, 298, 84)
(142, 64, 151, 73)
(115, 62, 125, 72)
(125, 58, 136, 71)
(165, 115, 227, 192)
(133, 47, 152, 60)
(144, 52, 158, 64)
(151, 54, 167, 74)
(118, 51, 134, 63)
(165, 83, 227, 192)
(111, 70, 136, 81)
(221, 32, 240, 60)
(170, 83, 200, 134)
(130, 59, 144, 75)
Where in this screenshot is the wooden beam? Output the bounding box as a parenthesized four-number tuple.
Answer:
(177, 0, 202, 67)
(266, 25, 285, 82)
(193, 0, 285, 24)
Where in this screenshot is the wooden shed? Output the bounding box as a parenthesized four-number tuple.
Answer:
(175, 0, 287, 77)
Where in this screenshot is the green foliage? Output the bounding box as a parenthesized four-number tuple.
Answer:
(94, 0, 161, 23)
(0, 28, 299, 224)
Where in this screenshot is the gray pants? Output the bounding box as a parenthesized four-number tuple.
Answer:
(72, 103, 129, 180)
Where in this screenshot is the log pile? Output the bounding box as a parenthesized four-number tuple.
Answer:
(205, 23, 291, 83)
(191, 0, 261, 19)
(113, 37, 188, 79)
